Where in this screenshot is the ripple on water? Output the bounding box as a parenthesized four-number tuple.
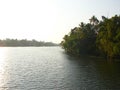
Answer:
(0, 47, 120, 90)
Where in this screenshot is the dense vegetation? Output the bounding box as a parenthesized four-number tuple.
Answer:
(61, 15, 120, 61)
(0, 39, 58, 47)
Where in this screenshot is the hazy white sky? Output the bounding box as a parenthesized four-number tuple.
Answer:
(0, 0, 120, 43)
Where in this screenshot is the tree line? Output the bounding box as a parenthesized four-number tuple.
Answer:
(0, 39, 58, 47)
(61, 15, 120, 61)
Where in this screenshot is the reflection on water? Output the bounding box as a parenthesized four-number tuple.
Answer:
(0, 48, 7, 71)
(0, 47, 120, 90)
(0, 48, 9, 89)
(95, 61, 120, 89)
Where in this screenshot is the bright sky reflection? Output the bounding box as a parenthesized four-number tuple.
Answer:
(0, 48, 9, 88)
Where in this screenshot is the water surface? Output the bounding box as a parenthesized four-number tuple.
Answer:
(0, 47, 120, 90)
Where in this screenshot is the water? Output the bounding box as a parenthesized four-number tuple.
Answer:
(0, 47, 120, 90)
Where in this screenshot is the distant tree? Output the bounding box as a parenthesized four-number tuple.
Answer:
(0, 39, 58, 47)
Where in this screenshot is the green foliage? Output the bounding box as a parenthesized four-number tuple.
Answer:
(61, 18, 98, 55)
(97, 15, 120, 60)
(61, 15, 120, 60)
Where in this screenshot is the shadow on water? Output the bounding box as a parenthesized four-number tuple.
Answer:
(94, 61, 120, 89)
(62, 51, 120, 89)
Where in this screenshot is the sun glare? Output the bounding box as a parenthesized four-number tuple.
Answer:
(0, 48, 7, 71)
(0, 48, 8, 76)
(0, 47, 8, 87)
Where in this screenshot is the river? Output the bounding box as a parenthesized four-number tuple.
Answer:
(0, 47, 120, 90)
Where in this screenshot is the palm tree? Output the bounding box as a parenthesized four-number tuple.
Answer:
(89, 16, 99, 25)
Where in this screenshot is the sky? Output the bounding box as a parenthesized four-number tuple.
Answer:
(0, 0, 120, 43)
